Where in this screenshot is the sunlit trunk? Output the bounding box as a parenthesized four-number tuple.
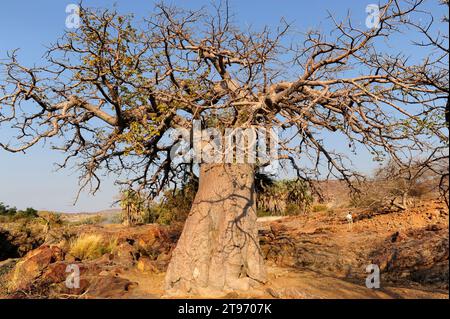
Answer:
(165, 163, 267, 295)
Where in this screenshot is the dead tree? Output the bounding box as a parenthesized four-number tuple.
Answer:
(375, 159, 442, 210)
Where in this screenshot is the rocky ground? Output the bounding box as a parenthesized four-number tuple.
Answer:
(0, 198, 448, 299)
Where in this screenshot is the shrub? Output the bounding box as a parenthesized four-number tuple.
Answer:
(69, 234, 116, 260)
(120, 190, 148, 226)
(146, 206, 174, 225)
(256, 209, 272, 217)
(257, 179, 313, 216)
(72, 215, 105, 226)
(41, 211, 64, 225)
(109, 213, 122, 224)
(152, 179, 198, 224)
(21, 208, 38, 218)
(0, 203, 39, 222)
(311, 204, 328, 212)
(0, 202, 10, 215)
(0, 202, 17, 216)
(350, 159, 440, 211)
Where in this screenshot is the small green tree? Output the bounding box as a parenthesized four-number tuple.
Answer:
(0, 202, 7, 215)
(120, 189, 147, 226)
(0, 202, 16, 216)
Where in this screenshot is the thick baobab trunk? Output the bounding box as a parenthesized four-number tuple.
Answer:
(165, 163, 267, 295)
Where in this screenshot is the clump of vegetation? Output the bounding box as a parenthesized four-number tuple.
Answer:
(350, 159, 444, 211)
(148, 179, 198, 225)
(120, 190, 149, 226)
(0, 202, 39, 222)
(38, 211, 64, 228)
(256, 178, 313, 216)
(311, 204, 328, 212)
(119, 179, 198, 226)
(69, 234, 117, 260)
(120, 177, 314, 224)
(72, 215, 106, 226)
(109, 213, 123, 224)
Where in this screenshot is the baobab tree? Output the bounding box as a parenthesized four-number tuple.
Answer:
(0, 0, 448, 294)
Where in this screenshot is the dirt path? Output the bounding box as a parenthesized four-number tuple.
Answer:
(115, 265, 447, 299)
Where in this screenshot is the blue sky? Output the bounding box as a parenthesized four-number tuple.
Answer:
(0, 1, 446, 212)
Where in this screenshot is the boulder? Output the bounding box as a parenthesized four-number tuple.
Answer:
(8, 245, 64, 291)
(136, 257, 158, 273)
(42, 261, 70, 283)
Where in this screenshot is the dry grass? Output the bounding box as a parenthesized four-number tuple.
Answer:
(71, 215, 106, 226)
(69, 234, 117, 260)
(311, 204, 328, 212)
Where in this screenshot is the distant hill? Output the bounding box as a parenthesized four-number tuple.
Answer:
(55, 208, 122, 224)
